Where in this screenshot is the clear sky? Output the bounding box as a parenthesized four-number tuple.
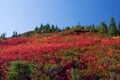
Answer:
(0, 0, 120, 37)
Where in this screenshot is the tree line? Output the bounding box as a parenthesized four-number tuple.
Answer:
(62, 17, 120, 37)
(0, 31, 18, 39)
(98, 17, 120, 37)
(34, 24, 61, 33)
(0, 17, 120, 39)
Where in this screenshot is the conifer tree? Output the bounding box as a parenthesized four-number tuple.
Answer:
(51, 25, 55, 32)
(90, 24, 96, 32)
(45, 24, 51, 32)
(34, 26, 40, 33)
(118, 20, 120, 35)
(12, 31, 18, 37)
(40, 24, 44, 30)
(108, 17, 117, 36)
(98, 22, 108, 36)
(0, 33, 6, 39)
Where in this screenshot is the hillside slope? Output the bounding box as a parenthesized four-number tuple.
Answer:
(0, 31, 120, 80)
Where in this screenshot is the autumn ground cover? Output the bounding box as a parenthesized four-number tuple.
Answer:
(0, 32, 120, 80)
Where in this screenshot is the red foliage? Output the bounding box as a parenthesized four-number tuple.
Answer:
(0, 34, 119, 79)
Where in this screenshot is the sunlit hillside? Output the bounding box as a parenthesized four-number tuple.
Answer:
(0, 28, 120, 80)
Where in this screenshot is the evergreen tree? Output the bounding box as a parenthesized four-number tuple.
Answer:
(45, 24, 51, 32)
(86, 25, 91, 30)
(96, 25, 100, 32)
(51, 25, 55, 32)
(0, 33, 6, 39)
(98, 22, 108, 36)
(108, 17, 117, 36)
(118, 20, 120, 35)
(64, 26, 70, 30)
(77, 22, 81, 28)
(12, 31, 18, 37)
(55, 25, 60, 32)
(90, 24, 96, 32)
(34, 26, 40, 33)
(40, 23, 44, 31)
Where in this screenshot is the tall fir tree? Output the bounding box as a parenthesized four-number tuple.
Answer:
(34, 26, 40, 33)
(98, 22, 108, 37)
(40, 24, 44, 30)
(12, 31, 18, 37)
(0, 33, 6, 39)
(76, 22, 81, 28)
(90, 24, 96, 32)
(108, 17, 117, 37)
(45, 23, 51, 32)
(55, 25, 60, 32)
(51, 25, 55, 32)
(118, 20, 120, 35)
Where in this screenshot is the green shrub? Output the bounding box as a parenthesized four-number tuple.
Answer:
(7, 61, 35, 80)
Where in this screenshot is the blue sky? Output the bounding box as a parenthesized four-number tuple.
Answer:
(0, 0, 120, 37)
